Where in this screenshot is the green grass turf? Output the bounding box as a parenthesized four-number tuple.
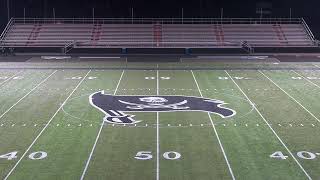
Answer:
(0, 68, 319, 180)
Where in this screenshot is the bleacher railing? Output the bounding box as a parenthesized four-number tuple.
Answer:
(0, 18, 14, 45)
(12, 18, 302, 25)
(301, 18, 315, 41)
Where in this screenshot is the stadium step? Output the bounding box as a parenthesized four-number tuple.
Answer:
(273, 24, 288, 44)
(26, 24, 42, 46)
(90, 24, 103, 46)
(214, 24, 225, 46)
(153, 23, 162, 47)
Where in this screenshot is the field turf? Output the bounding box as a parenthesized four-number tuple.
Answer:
(0, 62, 319, 180)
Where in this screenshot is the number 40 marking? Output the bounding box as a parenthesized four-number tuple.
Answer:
(0, 151, 47, 160)
(270, 151, 318, 160)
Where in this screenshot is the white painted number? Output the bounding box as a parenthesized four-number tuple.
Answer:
(135, 151, 153, 160)
(219, 76, 250, 80)
(88, 76, 97, 80)
(66, 76, 97, 80)
(291, 77, 302, 80)
(219, 77, 229, 80)
(163, 151, 181, 160)
(297, 151, 316, 160)
(145, 77, 155, 80)
(160, 77, 171, 80)
(13, 76, 24, 80)
(135, 151, 181, 160)
(270, 151, 288, 160)
(28, 151, 47, 160)
(0, 151, 48, 161)
(0, 151, 18, 160)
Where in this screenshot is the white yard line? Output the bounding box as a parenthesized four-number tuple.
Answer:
(0, 70, 23, 87)
(313, 64, 320, 68)
(4, 70, 91, 180)
(156, 70, 160, 180)
(0, 70, 57, 121)
(225, 70, 312, 180)
(191, 70, 235, 180)
(80, 70, 124, 180)
(259, 70, 320, 123)
(292, 70, 320, 90)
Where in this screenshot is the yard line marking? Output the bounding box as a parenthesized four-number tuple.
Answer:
(225, 70, 312, 180)
(314, 64, 320, 68)
(4, 70, 91, 180)
(0, 70, 57, 121)
(80, 70, 124, 180)
(191, 70, 236, 180)
(0, 70, 23, 87)
(292, 70, 320, 91)
(156, 70, 160, 180)
(259, 70, 320, 123)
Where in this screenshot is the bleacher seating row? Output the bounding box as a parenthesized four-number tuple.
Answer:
(0, 18, 316, 50)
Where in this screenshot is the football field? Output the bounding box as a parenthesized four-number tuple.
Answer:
(0, 65, 320, 180)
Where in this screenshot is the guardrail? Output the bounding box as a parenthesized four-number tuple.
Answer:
(241, 41, 254, 54)
(63, 41, 75, 53)
(0, 39, 242, 48)
(0, 18, 14, 45)
(301, 18, 315, 41)
(1, 39, 315, 48)
(12, 18, 302, 25)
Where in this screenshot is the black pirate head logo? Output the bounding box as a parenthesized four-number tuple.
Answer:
(90, 91, 236, 124)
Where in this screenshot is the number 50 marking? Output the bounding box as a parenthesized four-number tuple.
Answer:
(135, 151, 181, 160)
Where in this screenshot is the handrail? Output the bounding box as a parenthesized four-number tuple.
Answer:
(241, 41, 254, 54)
(63, 41, 75, 53)
(0, 18, 14, 44)
(301, 18, 315, 41)
(11, 17, 302, 25)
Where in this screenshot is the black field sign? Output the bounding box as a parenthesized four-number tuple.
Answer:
(90, 91, 236, 124)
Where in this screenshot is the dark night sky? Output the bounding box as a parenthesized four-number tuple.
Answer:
(1, 0, 320, 38)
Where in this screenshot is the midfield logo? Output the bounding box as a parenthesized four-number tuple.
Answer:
(90, 91, 236, 124)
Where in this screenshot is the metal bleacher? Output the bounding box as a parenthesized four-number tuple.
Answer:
(0, 18, 318, 54)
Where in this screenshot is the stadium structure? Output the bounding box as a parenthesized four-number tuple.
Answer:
(0, 15, 320, 180)
(0, 17, 319, 55)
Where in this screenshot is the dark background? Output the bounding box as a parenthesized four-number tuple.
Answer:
(1, 0, 320, 38)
